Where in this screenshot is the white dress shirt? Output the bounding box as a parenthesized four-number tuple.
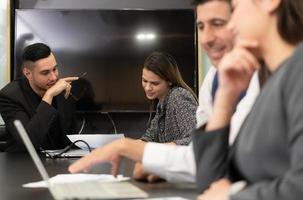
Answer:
(142, 66, 260, 183)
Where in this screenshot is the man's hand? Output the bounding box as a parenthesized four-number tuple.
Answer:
(43, 77, 78, 105)
(133, 162, 164, 183)
(69, 138, 146, 176)
(217, 39, 260, 103)
(206, 39, 260, 131)
(132, 162, 149, 181)
(68, 139, 125, 175)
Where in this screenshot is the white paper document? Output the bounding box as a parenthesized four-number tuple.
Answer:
(23, 174, 130, 188)
(67, 134, 124, 149)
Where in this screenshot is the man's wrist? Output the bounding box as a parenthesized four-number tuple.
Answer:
(215, 88, 240, 110)
(42, 91, 53, 105)
(205, 88, 239, 131)
(121, 138, 145, 162)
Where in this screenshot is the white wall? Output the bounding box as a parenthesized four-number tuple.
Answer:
(0, 0, 8, 91)
(0, 0, 7, 124)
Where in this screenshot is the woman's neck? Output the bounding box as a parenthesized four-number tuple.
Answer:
(260, 25, 296, 72)
(157, 87, 172, 102)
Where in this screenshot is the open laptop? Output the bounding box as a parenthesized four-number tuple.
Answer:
(14, 120, 148, 200)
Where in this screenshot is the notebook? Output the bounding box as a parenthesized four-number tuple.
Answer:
(14, 120, 148, 200)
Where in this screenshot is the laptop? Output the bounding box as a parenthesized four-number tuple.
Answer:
(42, 133, 125, 158)
(41, 148, 90, 158)
(14, 120, 148, 200)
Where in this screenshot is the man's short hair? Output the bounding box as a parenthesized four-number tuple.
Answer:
(22, 43, 51, 68)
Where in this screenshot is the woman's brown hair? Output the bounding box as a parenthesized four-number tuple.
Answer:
(143, 51, 197, 102)
(276, 0, 303, 45)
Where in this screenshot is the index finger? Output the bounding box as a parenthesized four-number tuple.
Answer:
(68, 151, 100, 173)
(62, 77, 79, 83)
(110, 156, 122, 177)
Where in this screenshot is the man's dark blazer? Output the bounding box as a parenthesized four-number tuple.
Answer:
(0, 78, 77, 152)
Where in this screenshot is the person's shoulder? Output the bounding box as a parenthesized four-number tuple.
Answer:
(273, 42, 303, 84)
(0, 80, 20, 93)
(170, 87, 190, 96)
(286, 42, 303, 71)
(0, 79, 22, 98)
(168, 87, 195, 103)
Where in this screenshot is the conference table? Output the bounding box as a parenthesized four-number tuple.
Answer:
(0, 153, 197, 199)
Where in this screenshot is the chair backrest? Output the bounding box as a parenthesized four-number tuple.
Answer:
(0, 125, 7, 152)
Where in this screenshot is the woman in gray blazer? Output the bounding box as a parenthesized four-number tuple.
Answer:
(193, 0, 303, 200)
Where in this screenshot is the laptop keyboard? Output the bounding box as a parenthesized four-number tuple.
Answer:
(51, 181, 148, 199)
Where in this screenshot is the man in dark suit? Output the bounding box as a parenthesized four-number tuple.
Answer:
(0, 43, 79, 152)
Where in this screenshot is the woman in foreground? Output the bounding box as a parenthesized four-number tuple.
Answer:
(193, 0, 303, 199)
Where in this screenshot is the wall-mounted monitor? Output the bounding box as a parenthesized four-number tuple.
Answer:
(14, 9, 197, 112)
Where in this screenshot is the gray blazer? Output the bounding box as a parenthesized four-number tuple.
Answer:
(194, 42, 303, 200)
(141, 87, 198, 145)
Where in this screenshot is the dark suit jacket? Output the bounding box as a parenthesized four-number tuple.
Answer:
(0, 78, 77, 152)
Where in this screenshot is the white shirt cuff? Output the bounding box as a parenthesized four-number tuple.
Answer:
(142, 142, 196, 183)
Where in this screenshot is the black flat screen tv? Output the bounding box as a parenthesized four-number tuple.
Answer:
(14, 9, 197, 112)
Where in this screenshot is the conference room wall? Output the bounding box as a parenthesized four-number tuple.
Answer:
(0, 0, 9, 90)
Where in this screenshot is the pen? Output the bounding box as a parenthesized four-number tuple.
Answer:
(70, 72, 87, 100)
(78, 72, 87, 79)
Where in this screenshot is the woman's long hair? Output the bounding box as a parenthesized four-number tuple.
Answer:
(143, 51, 198, 124)
(143, 51, 197, 101)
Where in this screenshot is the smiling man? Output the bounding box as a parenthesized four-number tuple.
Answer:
(197, 0, 233, 67)
(0, 43, 79, 152)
